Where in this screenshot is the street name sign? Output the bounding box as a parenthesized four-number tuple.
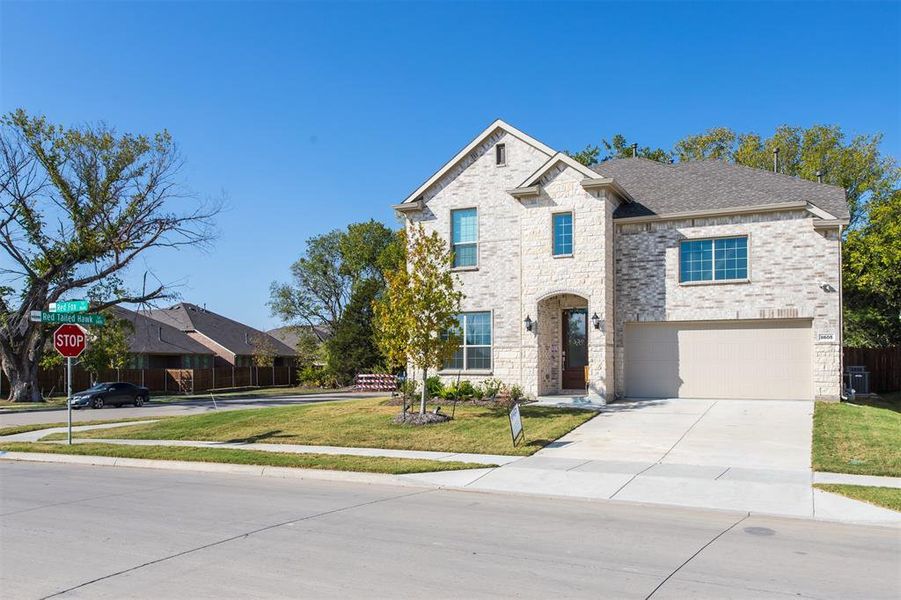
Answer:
(53, 324, 87, 358)
(49, 300, 90, 314)
(29, 311, 106, 325)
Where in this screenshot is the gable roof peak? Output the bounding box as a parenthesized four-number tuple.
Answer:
(399, 119, 556, 205)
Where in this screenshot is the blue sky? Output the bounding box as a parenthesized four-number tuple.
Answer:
(2, 1, 898, 330)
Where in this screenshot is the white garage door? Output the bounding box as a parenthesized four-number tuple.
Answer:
(624, 319, 813, 400)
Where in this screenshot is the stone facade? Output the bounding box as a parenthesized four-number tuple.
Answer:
(401, 125, 844, 402)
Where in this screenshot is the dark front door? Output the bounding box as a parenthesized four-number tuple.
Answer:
(562, 308, 588, 389)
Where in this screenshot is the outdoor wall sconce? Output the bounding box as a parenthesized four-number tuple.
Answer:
(591, 312, 601, 330)
(524, 315, 535, 332)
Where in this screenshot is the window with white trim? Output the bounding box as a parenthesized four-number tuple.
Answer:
(451, 208, 478, 268)
(443, 312, 492, 371)
(553, 212, 573, 256)
(680, 236, 748, 282)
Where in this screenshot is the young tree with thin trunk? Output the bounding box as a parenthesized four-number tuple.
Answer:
(374, 225, 462, 415)
(0, 110, 218, 402)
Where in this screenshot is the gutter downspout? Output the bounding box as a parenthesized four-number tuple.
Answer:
(838, 224, 846, 401)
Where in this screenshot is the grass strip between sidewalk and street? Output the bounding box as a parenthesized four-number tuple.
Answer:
(0, 442, 495, 475)
(814, 484, 901, 513)
(44, 398, 596, 456)
(812, 395, 900, 478)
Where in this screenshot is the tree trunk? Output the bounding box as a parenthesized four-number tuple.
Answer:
(3, 353, 42, 403)
(420, 368, 427, 415)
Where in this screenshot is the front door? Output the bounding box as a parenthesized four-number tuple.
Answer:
(562, 308, 588, 389)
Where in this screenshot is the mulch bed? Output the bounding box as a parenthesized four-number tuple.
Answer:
(392, 411, 453, 426)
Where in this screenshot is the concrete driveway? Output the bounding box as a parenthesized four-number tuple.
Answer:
(457, 398, 901, 522)
(539, 399, 812, 470)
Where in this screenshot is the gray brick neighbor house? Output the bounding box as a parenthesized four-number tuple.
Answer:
(394, 120, 848, 402)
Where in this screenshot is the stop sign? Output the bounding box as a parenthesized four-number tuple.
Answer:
(53, 324, 87, 358)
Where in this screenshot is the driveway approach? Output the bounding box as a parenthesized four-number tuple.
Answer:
(454, 399, 897, 524)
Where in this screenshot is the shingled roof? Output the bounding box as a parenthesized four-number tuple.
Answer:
(146, 303, 296, 357)
(591, 158, 849, 221)
(267, 325, 331, 349)
(110, 306, 214, 356)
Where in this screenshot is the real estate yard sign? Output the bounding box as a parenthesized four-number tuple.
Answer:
(509, 404, 524, 446)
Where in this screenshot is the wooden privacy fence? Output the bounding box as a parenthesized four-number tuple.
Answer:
(0, 366, 298, 397)
(843, 347, 900, 393)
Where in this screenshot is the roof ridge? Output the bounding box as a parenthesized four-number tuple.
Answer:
(675, 158, 847, 194)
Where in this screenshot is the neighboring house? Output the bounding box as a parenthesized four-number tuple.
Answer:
(394, 120, 847, 402)
(111, 306, 216, 369)
(267, 324, 331, 347)
(146, 303, 296, 367)
(267, 325, 330, 366)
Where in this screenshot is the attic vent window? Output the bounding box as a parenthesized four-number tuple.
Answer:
(496, 144, 506, 166)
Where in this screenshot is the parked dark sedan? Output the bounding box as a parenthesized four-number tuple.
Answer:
(68, 382, 150, 409)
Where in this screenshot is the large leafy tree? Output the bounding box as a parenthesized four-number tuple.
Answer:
(270, 220, 400, 380)
(842, 190, 901, 347)
(326, 277, 383, 385)
(0, 110, 218, 402)
(374, 225, 462, 415)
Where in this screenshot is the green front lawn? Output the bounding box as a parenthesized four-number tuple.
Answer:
(49, 398, 596, 456)
(0, 397, 68, 411)
(815, 484, 901, 512)
(812, 396, 901, 477)
(0, 442, 491, 474)
(0, 416, 168, 438)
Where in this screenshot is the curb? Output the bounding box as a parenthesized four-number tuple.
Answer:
(2, 451, 898, 529)
(0, 451, 437, 489)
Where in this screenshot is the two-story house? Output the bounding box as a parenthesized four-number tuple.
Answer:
(394, 120, 847, 402)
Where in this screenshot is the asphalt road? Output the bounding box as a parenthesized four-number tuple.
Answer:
(0, 392, 381, 428)
(1, 462, 898, 599)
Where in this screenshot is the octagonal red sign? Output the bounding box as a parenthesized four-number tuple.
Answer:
(53, 324, 87, 358)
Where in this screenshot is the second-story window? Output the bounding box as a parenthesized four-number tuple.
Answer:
(451, 208, 478, 268)
(553, 212, 573, 256)
(680, 236, 748, 282)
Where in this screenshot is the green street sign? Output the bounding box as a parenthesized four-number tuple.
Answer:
(49, 300, 90, 314)
(30, 311, 105, 325)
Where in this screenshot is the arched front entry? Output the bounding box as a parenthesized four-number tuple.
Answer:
(535, 292, 589, 395)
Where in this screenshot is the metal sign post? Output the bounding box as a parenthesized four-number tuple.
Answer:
(67, 357, 73, 445)
(53, 324, 88, 445)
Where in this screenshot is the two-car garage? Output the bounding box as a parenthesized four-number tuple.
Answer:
(624, 319, 813, 400)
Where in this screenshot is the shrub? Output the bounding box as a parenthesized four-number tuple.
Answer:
(439, 384, 458, 401)
(482, 378, 503, 399)
(299, 365, 326, 387)
(508, 383, 525, 403)
(457, 380, 475, 399)
(399, 378, 419, 400)
(426, 375, 444, 398)
(472, 384, 485, 401)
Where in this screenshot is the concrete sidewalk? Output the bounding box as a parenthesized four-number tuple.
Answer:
(3, 406, 899, 526)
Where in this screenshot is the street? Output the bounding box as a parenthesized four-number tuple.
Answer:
(0, 391, 378, 428)
(1, 461, 898, 599)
